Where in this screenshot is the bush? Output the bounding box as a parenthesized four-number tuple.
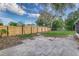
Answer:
(52, 19, 64, 31)
(0, 29, 7, 37)
(65, 19, 75, 31)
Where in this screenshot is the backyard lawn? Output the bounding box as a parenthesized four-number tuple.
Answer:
(42, 31, 76, 37)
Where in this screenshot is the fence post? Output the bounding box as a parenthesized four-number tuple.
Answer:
(41, 27, 42, 32)
(31, 25, 32, 34)
(7, 26, 9, 36)
(22, 25, 24, 35)
(37, 26, 38, 33)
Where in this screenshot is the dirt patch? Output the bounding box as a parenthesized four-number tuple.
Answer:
(0, 36, 22, 50)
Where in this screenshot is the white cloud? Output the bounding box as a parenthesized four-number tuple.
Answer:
(0, 17, 17, 25)
(0, 3, 26, 15)
(28, 13, 40, 17)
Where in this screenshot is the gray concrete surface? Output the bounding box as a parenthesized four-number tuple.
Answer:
(0, 36, 79, 56)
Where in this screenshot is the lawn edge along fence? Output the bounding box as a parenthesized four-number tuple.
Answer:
(0, 25, 51, 36)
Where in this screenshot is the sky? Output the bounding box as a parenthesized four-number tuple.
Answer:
(0, 3, 79, 25)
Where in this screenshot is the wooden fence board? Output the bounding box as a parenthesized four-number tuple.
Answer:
(0, 26, 51, 36)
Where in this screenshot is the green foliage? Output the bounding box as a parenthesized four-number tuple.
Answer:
(17, 34, 33, 39)
(0, 22, 3, 26)
(65, 10, 79, 30)
(9, 22, 17, 26)
(51, 4, 75, 12)
(42, 31, 75, 37)
(0, 29, 7, 33)
(68, 9, 79, 20)
(0, 20, 3, 26)
(36, 12, 53, 27)
(36, 19, 44, 26)
(65, 19, 75, 30)
(36, 4, 76, 31)
(39, 4, 75, 16)
(52, 18, 64, 31)
(0, 29, 7, 37)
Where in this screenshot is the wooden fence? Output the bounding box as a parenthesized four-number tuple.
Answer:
(0, 26, 51, 36)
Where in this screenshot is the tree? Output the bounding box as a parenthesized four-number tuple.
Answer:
(65, 9, 79, 30)
(17, 21, 25, 26)
(36, 11, 53, 27)
(49, 3, 75, 17)
(52, 17, 64, 31)
(0, 22, 3, 26)
(9, 22, 17, 26)
(38, 3, 75, 16)
(36, 18, 44, 26)
(35, 4, 76, 31)
(0, 20, 3, 26)
(68, 9, 79, 20)
(65, 19, 75, 31)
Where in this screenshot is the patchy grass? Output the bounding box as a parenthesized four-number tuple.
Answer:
(17, 34, 33, 39)
(42, 31, 75, 37)
(17, 34, 37, 39)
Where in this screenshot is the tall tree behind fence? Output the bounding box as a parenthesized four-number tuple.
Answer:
(0, 26, 51, 36)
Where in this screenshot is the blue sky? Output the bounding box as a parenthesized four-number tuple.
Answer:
(0, 3, 79, 25)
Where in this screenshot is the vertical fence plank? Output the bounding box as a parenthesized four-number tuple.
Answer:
(37, 26, 38, 33)
(22, 25, 24, 35)
(31, 25, 32, 34)
(7, 26, 9, 36)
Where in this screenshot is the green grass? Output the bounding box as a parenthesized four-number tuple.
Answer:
(17, 34, 33, 39)
(42, 31, 76, 37)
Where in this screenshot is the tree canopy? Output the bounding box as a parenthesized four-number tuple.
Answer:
(36, 11, 53, 27)
(36, 3, 77, 31)
(65, 9, 79, 30)
(50, 3, 75, 15)
(9, 22, 17, 26)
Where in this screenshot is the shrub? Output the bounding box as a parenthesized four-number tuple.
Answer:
(0, 29, 7, 37)
(52, 19, 64, 31)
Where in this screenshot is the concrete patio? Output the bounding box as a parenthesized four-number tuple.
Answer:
(0, 36, 79, 56)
